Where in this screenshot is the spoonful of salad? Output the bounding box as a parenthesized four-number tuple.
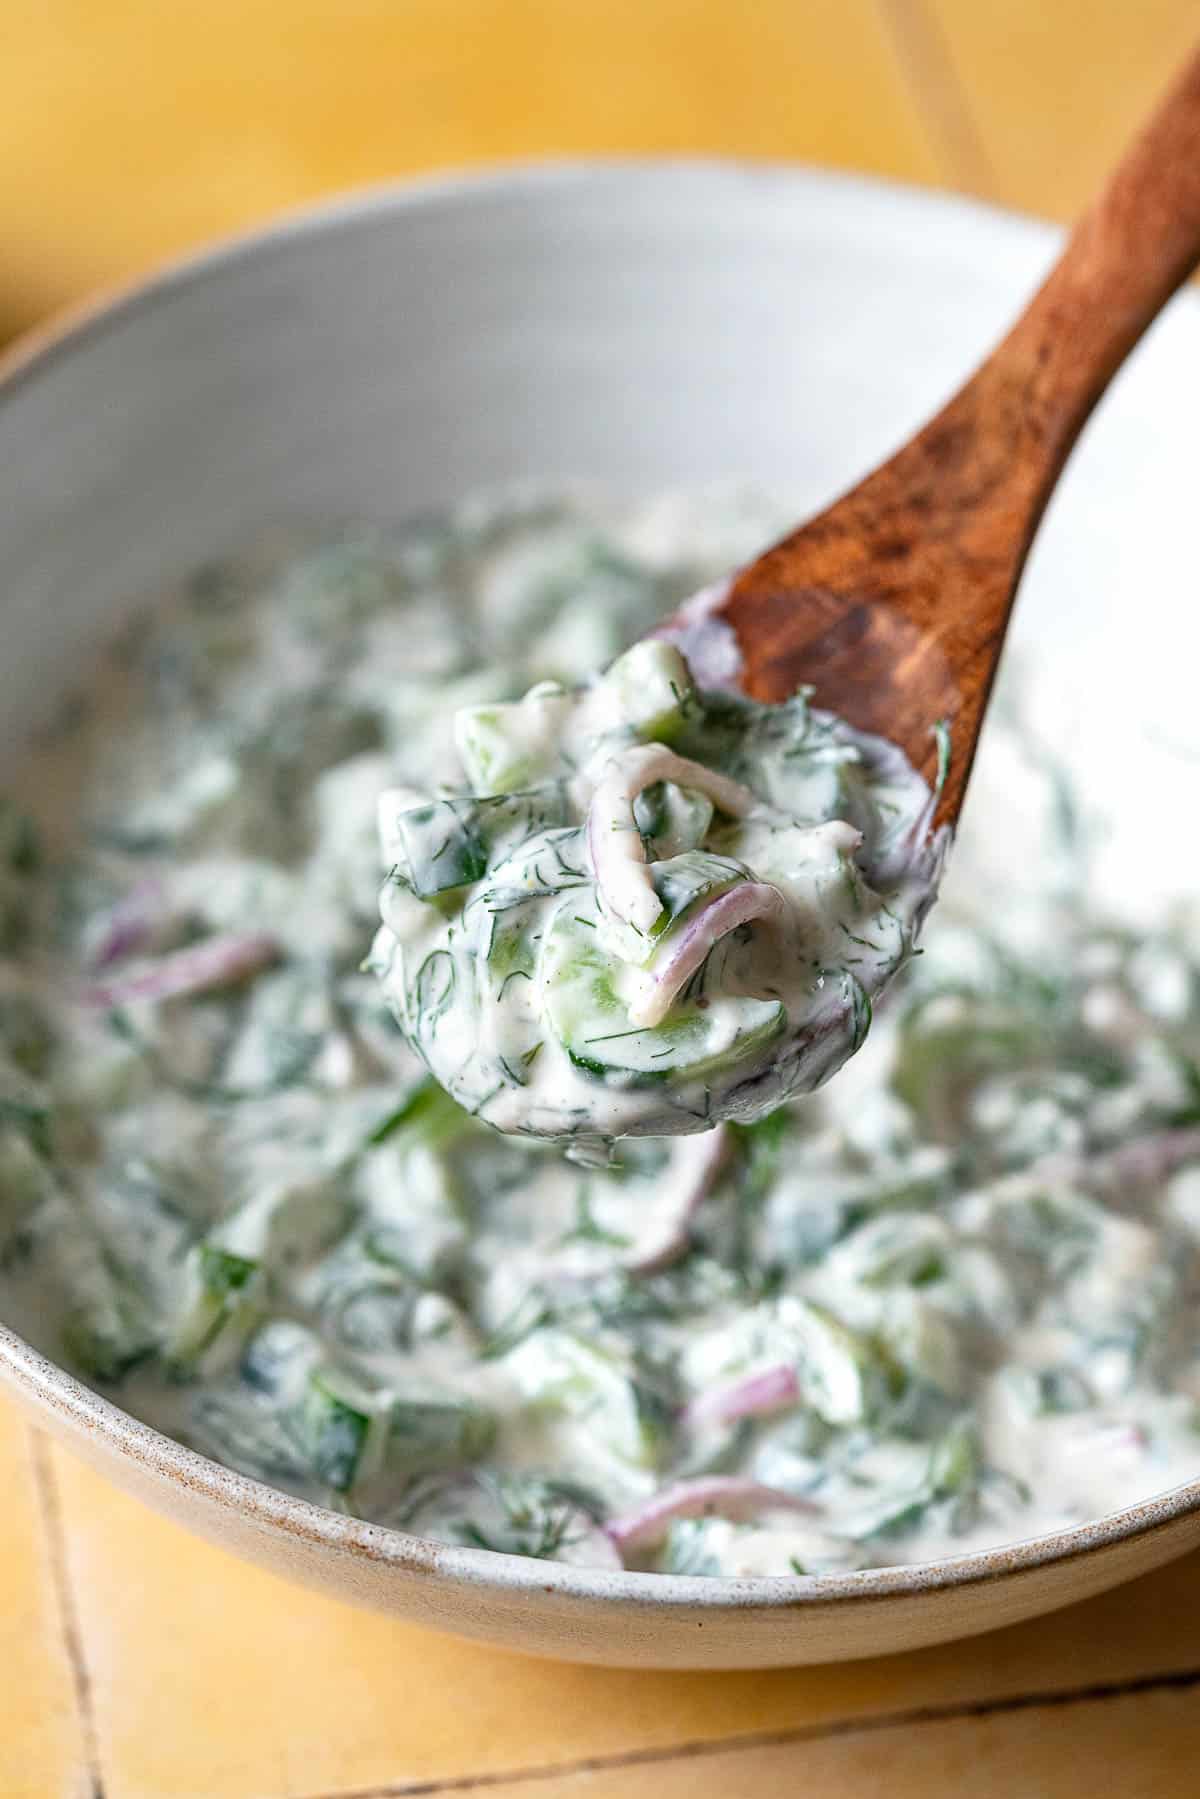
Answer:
(369, 46, 1200, 1143)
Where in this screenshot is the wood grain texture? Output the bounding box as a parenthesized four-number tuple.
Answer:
(705, 42, 1200, 822)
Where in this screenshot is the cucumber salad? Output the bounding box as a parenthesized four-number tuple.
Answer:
(369, 629, 944, 1142)
(2, 487, 1200, 1579)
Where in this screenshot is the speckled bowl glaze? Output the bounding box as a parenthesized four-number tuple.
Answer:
(2, 164, 1200, 1669)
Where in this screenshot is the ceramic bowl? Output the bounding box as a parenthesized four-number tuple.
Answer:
(2, 163, 1199, 1669)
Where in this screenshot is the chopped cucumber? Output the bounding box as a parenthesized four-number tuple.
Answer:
(387, 798, 489, 898)
(293, 1367, 491, 1490)
(929, 1418, 981, 1496)
(454, 684, 572, 794)
(240, 1317, 321, 1398)
(328, 1277, 419, 1354)
(466, 788, 573, 875)
(367, 1076, 472, 1152)
(484, 913, 539, 996)
(503, 1329, 669, 1470)
(385, 787, 571, 900)
(168, 1242, 262, 1373)
(399, 1472, 611, 1566)
(60, 1292, 153, 1382)
(387, 1388, 496, 1472)
(36, 1197, 158, 1382)
(599, 641, 695, 742)
(169, 1174, 355, 1371)
(892, 991, 1041, 1133)
(771, 1295, 903, 1426)
(633, 781, 715, 859)
(376, 873, 431, 943)
(217, 968, 329, 1096)
(541, 904, 784, 1086)
(474, 826, 588, 912)
(0, 993, 54, 1079)
(835, 1213, 950, 1289)
(0, 1055, 52, 1160)
(879, 1296, 964, 1398)
(299, 1366, 385, 1491)
(186, 1387, 311, 1486)
(212, 1174, 354, 1271)
(0, 1128, 56, 1263)
(358, 1141, 468, 1285)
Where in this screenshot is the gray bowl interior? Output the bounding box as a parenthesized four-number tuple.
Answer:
(0, 165, 1059, 744)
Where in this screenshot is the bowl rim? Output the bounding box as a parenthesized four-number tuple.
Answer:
(3, 155, 1199, 1615)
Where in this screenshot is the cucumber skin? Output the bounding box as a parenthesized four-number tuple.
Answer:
(393, 788, 572, 899)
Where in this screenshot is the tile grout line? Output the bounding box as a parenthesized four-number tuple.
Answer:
(29, 1430, 107, 1799)
(306, 1663, 1200, 1799)
(873, 0, 995, 198)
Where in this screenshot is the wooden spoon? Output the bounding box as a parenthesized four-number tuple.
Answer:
(663, 46, 1200, 829)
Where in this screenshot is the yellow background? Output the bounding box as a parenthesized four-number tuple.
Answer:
(5, 0, 1200, 341)
(4, 3, 1200, 1795)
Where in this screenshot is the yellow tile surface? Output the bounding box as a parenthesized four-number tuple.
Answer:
(499, 1684, 1200, 1798)
(42, 1432, 1200, 1799)
(923, 0, 1200, 216)
(0, 1408, 86, 1799)
(0, 0, 939, 336)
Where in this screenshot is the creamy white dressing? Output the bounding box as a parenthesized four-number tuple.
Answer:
(369, 636, 944, 1141)
(1, 487, 1199, 1578)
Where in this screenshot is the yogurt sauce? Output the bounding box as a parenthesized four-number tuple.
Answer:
(2, 486, 1200, 1579)
(368, 635, 944, 1142)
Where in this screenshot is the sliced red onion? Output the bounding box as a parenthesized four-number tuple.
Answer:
(650, 578, 742, 692)
(629, 882, 785, 1027)
(82, 931, 280, 1008)
(623, 1125, 731, 1276)
(587, 745, 756, 936)
(1018, 1130, 1200, 1200)
(682, 1362, 800, 1432)
(606, 1477, 815, 1555)
(1098, 1128, 1200, 1190)
(85, 878, 171, 970)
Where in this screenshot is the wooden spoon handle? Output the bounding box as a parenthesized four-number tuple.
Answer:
(716, 44, 1200, 827)
(985, 42, 1200, 491)
(915, 43, 1200, 814)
